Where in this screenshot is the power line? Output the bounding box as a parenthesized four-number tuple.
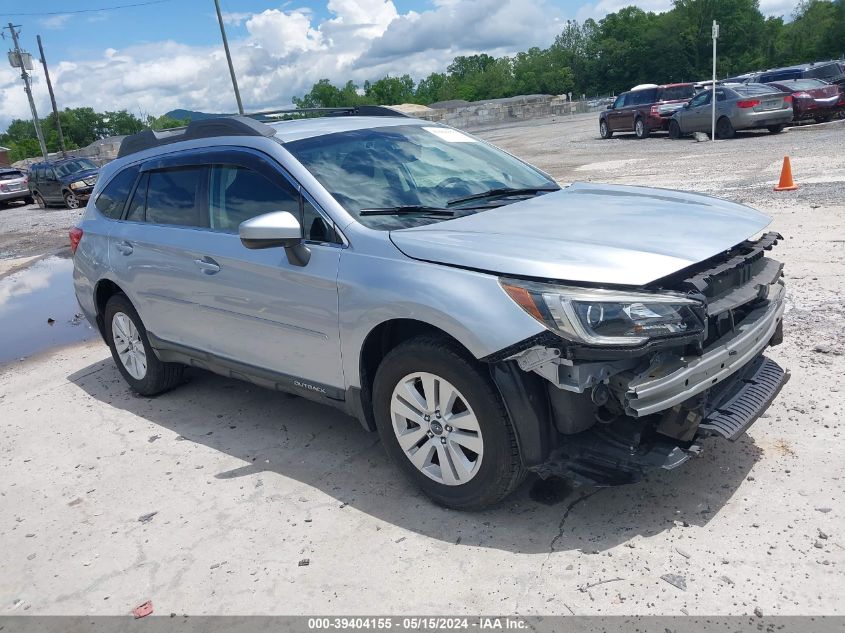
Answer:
(4, 0, 173, 17)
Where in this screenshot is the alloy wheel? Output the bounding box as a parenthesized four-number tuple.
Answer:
(390, 371, 484, 486)
(111, 311, 147, 380)
(65, 193, 80, 209)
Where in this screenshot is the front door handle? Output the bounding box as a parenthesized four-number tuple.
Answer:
(193, 257, 221, 274)
(115, 241, 133, 255)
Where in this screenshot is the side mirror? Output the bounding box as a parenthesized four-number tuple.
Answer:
(606, 104, 613, 110)
(239, 211, 310, 266)
(683, 103, 691, 109)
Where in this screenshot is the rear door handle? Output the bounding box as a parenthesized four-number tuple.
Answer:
(115, 241, 133, 255)
(193, 257, 220, 274)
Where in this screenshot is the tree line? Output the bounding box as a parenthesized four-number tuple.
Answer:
(295, 0, 844, 107)
(0, 109, 189, 164)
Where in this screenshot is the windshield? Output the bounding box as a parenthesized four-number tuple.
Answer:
(285, 124, 557, 229)
(55, 159, 97, 178)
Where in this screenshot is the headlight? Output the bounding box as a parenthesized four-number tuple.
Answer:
(501, 278, 704, 346)
(69, 180, 86, 190)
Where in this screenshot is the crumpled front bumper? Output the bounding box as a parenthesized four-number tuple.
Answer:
(624, 282, 785, 417)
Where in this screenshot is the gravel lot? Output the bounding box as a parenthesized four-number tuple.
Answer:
(1, 114, 843, 616)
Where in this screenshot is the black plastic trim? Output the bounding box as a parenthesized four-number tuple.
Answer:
(118, 117, 276, 158)
(147, 333, 347, 406)
(489, 361, 556, 467)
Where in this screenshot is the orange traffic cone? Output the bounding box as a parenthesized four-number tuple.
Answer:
(774, 156, 798, 191)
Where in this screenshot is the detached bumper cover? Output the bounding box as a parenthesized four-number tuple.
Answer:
(625, 283, 785, 417)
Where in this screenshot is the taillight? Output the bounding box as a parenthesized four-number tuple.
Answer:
(650, 104, 659, 116)
(783, 95, 793, 103)
(736, 99, 760, 108)
(69, 227, 83, 254)
(794, 91, 811, 99)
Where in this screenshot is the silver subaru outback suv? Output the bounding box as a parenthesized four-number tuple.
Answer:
(72, 111, 787, 510)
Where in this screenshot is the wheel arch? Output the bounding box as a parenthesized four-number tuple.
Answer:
(355, 318, 472, 432)
(93, 278, 126, 341)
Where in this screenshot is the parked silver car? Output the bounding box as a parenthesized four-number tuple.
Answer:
(669, 83, 794, 139)
(72, 113, 788, 509)
(0, 168, 33, 207)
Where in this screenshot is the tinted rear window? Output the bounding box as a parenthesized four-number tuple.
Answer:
(95, 165, 139, 219)
(660, 85, 694, 101)
(145, 168, 204, 227)
(776, 79, 829, 90)
(761, 70, 801, 83)
(735, 84, 779, 96)
(806, 64, 842, 79)
(630, 88, 658, 105)
(0, 170, 24, 180)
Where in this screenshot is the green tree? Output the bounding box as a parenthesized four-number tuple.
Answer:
(364, 75, 415, 104)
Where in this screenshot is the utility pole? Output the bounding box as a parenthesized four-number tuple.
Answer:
(213, 0, 244, 115)
(711, 20, 719, 142)
(6, 23, 48, 160)
(37, 35, 66, 157)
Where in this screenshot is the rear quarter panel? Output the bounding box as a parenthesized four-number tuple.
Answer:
(72, 204, 113, 331)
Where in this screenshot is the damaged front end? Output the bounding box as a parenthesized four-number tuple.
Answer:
(491, 232, 788, 487)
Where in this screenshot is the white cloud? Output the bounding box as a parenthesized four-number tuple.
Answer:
(40, 14, 73, 30)
(576, 0, 673, 22)
(758, 0, 798, 18)
(0, 0, 577, 131)
(220, 11, 252, 25)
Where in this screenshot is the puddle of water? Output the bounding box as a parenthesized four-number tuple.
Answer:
(0, 256, 97, 365)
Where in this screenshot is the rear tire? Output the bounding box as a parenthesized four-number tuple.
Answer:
(104, 294, 183, 396)
(599, 119, 612, 139)
(716, 117, 735, 139)
(372, 335, 525, 510)
(767, 124, 784, 134)
(668, 119, 682, 139)
(634, 118, 650, 139)
(814, 115, 832, 124)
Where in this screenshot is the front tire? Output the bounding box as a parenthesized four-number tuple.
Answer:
(34, 193, 46, 209)
(372, 335, 525, 510)
(599, 119, 613, 139)
(767, 124, 784, 134)
(64, 191, 80, 209)
(668, 119, 682, 139)
(104, 294, 183, 396)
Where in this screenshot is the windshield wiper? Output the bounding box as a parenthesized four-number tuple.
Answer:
(359, 206, 455, 217)
(447, 186, 560, 207)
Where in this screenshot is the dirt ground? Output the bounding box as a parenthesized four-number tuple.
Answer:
(1, 114, 843, 616)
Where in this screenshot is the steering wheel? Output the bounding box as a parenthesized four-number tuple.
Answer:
(437, 177, 467, 189)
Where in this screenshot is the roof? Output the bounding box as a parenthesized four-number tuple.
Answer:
(269, 116, 426, 143)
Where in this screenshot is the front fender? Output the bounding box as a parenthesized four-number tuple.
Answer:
(337, 249, 545, 390)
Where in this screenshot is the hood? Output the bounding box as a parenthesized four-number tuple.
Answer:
(389, 182, 771, 286)
(61, 168, 98, 184)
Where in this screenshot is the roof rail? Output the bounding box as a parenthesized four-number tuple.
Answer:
(117, 116, 276, 158)
(245, 105, 409, 119)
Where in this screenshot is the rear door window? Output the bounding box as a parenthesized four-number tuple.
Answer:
(145, 167, 205, 227)
(95, 165, 140, 219)
(125, 173, 148, 222)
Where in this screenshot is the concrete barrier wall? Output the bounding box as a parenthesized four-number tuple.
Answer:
(393, 95, 603, 130)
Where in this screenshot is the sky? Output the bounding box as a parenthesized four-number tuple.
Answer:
(0, 0, 800, 131)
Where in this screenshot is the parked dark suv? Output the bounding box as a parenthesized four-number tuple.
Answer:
(28, 157, 99, 209)
(600, 83, 696, 139)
